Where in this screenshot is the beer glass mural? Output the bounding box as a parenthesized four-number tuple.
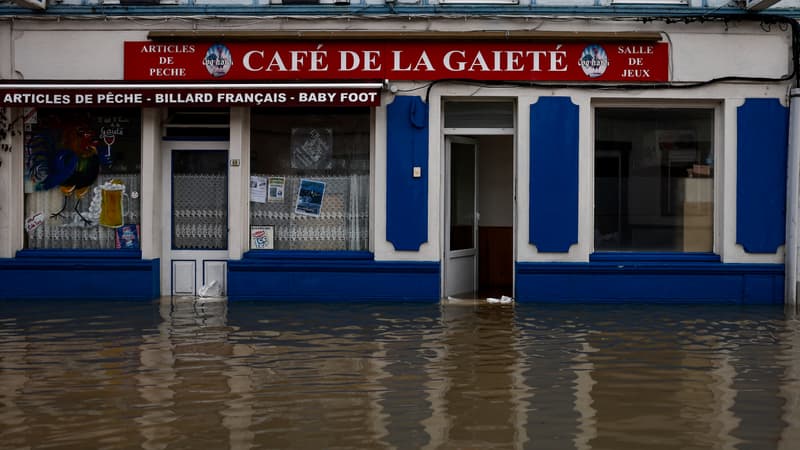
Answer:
(23, 108, 141, 249)
(97, 180, 127, 229)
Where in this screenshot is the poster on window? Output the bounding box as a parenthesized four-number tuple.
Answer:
(250, 225, 274, 250)
(115, 224, 140, 249)
(295, 179, 326, 217)
(25, 212, 45, 233)
(291, 128, 332, 170)
(268, 176, 285, 203)
(250, 176, 267, 203)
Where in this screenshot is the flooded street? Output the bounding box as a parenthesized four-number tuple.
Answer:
(1, 298, 800, 449)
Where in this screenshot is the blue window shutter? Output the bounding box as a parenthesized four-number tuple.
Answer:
(387, 96, 429, 251)
(530, 97, 579, 253)
(737, 98, 789, 254)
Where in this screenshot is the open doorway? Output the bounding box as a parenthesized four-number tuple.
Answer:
(444, 134, 514, 299)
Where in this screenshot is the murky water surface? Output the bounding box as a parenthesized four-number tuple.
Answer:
(2, 298, 800, 449)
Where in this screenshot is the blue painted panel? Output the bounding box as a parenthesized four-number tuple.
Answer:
(229, 254, 439, 301)
(386, 96, 429, 251)
(590, 252, 720, 263)
(244, 250, 373, 260)
(0, 257, 160, 300)
(529, 97, 579, 252)
(15, 249, 143, 259)
(737, 98, 789, 254)
(516, 260, 783, 304)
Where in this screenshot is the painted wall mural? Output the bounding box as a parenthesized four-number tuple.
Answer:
(22, 108, 141, 249)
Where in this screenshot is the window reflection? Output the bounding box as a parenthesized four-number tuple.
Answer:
(249, 107, 370, 251)
(594, 108, 714, 252)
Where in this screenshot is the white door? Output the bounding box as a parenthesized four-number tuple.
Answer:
(444, 136, 479, 298)
(162, 141, 229, 296)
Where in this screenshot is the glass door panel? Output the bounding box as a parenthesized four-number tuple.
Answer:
(171, 150, 228, 250)
(450, 141, 477, 251)
(445, 137, 478, 298)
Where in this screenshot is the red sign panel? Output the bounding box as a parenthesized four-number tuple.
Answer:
(125, 41, 669, 83)
(0, 86, 381, 107)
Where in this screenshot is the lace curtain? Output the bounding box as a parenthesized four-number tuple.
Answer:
(172, 173, 227, 250)
(250, 174, 368, 251)
(24, 174, 141, 249)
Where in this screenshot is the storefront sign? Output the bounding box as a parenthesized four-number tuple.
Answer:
(0, 84, 381, 107)
(124, 41, 669, 82)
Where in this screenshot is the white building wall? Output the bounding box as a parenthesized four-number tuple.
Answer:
(5, 17, 791, 83)
(139, 107, 161, 261)
(670, 28, 791, 81)
(0, 16, 793, 266)
(12, 30, 148, 80)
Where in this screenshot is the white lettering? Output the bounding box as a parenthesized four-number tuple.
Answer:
(339, 91, 378, 103)
(148, 67, 186, 77)
(265, 52, 288, 72)
(443, 50, 465, 71)
(528, 51, 548, 71)
(621, 68, 651, 78)
(550, 50, 567, 71)
(243, 50, 264, 71)
(362, 50, 381, 71)
(309, 51, 328, 71)
(290, 51, 308, 71)
(75, 94, 93, 104)
(339, 51, 361, 72)
(412, 51, 435, 72)
(468, 52, 491, 72)
(392, 50, 412, 71)
(96, 93, 143, 104)
(339, 50, 381, 72)
(505, 51, 524, 71)
(618, 45, 654, 55)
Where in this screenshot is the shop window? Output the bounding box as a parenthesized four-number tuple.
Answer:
(594, 107, 714, 252)
(444, 101, 515, 129)
(23, 108, 142, 250)
(249, 107, 369, 251)
(164, 108, 229, 139)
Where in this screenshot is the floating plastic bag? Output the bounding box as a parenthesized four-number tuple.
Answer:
(198, 280, 223, 298)
(487, 295, 514, 305)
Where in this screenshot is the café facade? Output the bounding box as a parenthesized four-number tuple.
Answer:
(0, 6, 795, 303)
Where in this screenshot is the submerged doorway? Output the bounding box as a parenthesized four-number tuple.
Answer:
(443, 134, 514, 299)
(161, 141, 230, 296)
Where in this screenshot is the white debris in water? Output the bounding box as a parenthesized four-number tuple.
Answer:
(487, 295, 514, 304)
(198, 280, 223, 298)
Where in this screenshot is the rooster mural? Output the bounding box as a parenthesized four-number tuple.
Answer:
(27, 114, 111, 224)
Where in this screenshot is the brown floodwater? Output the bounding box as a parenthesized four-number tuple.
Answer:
(1, 297, 799, 449)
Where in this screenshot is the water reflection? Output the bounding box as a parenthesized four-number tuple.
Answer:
(779, 308, 800, 450)
(0, 299, 799, 449)
(424, 303, 526, 449)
